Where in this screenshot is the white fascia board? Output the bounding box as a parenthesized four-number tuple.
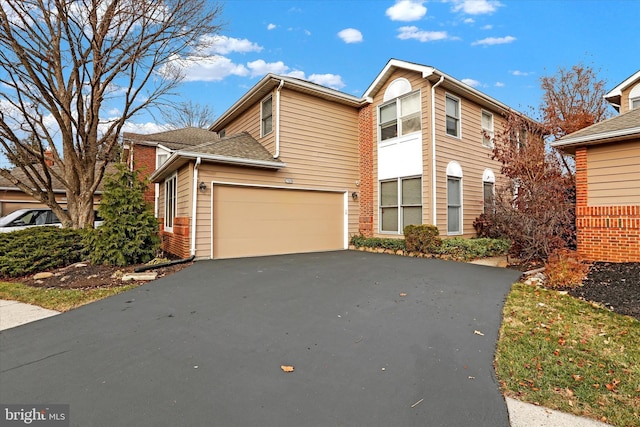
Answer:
(551, 126, 640, 147)
(605, 70, 640, 98)
(178, 150, 286, 169)
(362, 59, 435, 99)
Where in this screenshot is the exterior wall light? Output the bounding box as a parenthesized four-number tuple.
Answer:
(198, 182, 207, 192)
(352, 192, 358, 201)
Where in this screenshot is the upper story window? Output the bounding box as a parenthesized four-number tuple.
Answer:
(156, 148, 170, 168)
(630, 83, 640, 110)
(379, 91, 421, 142)
(261, 96, 273, 137)
(481, 110, 494, 148)
(445, 94, 460, 137)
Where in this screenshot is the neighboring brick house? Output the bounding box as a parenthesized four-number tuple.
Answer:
(552, 71, 640, 262)
(141, 59, 518, 259)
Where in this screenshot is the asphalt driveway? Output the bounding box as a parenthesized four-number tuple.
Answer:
(1, 251, 521, 426)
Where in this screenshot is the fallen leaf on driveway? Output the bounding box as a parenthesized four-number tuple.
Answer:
(280, 365, 295, 373)
(399, 292, 407, 297)
(474, 330, 485, 336)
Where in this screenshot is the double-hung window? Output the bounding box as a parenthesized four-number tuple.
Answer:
(380, 177, 422, 232)
(164, 174, 177, 231)
(447, 177, 462, 234)
(445, 95, 460, 137)
(483, 182, 495, 213)
(261, 96, 273, 137)
(481, 110, 494, 147)
(379, 92, 421, 142)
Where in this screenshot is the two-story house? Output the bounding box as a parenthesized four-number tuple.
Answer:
(552, 70, 640, 262)
(146, 59, 513, 259)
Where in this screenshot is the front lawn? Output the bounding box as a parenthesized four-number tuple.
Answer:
(496, 283, 640, 427)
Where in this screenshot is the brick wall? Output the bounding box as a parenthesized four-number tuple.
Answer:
(358, 104, 374, 236)
(159, 216, 191, 259)
(131, 144, 157, 206)
(575, 147, 640, 262)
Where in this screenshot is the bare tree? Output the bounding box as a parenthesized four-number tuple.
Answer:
(540, 63, 611, 175)
(0, 0, 223, 228)
(161, 100, 216, 129)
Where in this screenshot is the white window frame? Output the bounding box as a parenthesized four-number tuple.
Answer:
(260, 95, 273, 137)
(445, 94, 461, 138)
(482, 169, 496, 214)
(164, 173, 177, 232)
(379, 176, 422, 234)
(481, 110, 494, 148)
(156, 147, 171, 169)
(378, 91, 421, 144)
(446, 161, 463, 235)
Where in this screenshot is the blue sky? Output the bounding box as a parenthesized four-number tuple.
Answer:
(122, 0, 639, 133)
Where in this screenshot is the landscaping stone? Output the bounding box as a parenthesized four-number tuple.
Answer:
(122, 272, 157, 282)
(33, 272, 54, 280)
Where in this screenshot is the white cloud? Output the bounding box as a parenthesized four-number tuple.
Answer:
(464, 18, 475, 24)
(471, 35, 515, 46)
(386, 0, 427, 22)
(397, 26, 449, 42)
(198, 35, 263, 55)
(495, 82, 505, 87)
(286, 70, 306, 79)
(307, 74, 345, 90)
(452, 0, 502, 15)
(481, 24, 493, 30)
(119, 121, 169, 135)
(267, 23, 277, 30)
(511, 70, 531, 76)
(247, 59, 292, 77)
(338, 28, 363, 44)
(461, 78, 481, 87)
(165, 55, 249, 82)
(107, 108, 121, 116)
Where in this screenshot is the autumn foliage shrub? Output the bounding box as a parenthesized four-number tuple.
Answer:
(543, 249, 590, 289)
(403, 224, 442, 253)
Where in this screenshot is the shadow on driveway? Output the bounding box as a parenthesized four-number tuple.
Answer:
(0, 251, 521, 426)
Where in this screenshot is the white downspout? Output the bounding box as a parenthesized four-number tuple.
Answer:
(431, 75, 445, 227)
(190, 157, 201, 257)
(274, 79, 284, 159)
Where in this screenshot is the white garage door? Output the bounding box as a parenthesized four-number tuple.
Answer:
(212, 185, 345, 259)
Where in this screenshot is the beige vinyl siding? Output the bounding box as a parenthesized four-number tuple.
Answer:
(370, 68, 504, 237)
(433, 86, 504, 236)
(223, 94, 276, 155)
(370, 69, 431, 235)
(193, 87, 360, 257)
(587, 140, 640, 205)
(157, 165, 192, 221)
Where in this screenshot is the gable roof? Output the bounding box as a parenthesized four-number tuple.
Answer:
(209, 74, 366, 132)
(604, 70, 640, 109)
(123, 127, 219, 151)
(551, 106, 640, 153)
(362, 59, 515, 114)
(150, 131, 285, 182)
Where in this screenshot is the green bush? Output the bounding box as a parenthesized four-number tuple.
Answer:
(437, 237, 510, 261)
(403, 224, 442, 253)
(0, 227, 88, 278)
(350, 235, 406, 251)
(85, 164, 160, 266)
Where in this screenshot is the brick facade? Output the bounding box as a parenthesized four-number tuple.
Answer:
(574, 147, 640, 262)
(159, 216, 191, 259)
(358, 104, 374, 236)
(131, 144, 157, 206)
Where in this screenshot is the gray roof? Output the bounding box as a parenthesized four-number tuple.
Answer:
(123, 127, 219, 150)
(186, 132, 282, 164)
(150, 132, 285, 182)
(552, 107, 640, 153)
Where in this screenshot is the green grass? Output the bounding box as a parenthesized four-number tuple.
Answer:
(0, 281, 138, 312)
(496, 283, 640, 427)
